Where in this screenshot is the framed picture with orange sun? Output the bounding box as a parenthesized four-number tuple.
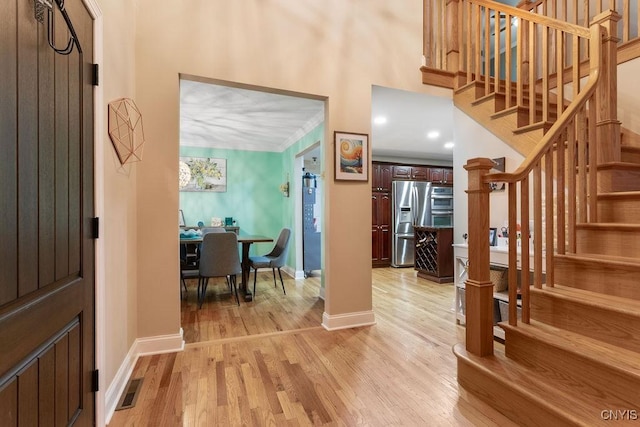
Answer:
(334, 131, 369, 181)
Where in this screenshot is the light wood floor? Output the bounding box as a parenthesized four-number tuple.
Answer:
(108, 268, 514, 426)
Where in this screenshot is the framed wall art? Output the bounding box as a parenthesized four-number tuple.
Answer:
(179, 156, 227, 192)
(334, 131, 368, 181)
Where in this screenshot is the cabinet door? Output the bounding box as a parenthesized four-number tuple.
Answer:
(378, 164, 393, 191)
(443, 168, 454, 185)
(392, 165, 411, 179)
(372, 192, 391, 264)
(411, 166, 429, 180)
(429, 168, 444, 183)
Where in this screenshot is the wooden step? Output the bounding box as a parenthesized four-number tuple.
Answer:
(597, 162, 640, 192)
(621, 145, 640, 164)
(454, 343, 612, 426)
(530, 284, 640, 353)
(597, 191, 640, 223)
(621, 127, 640, 149)
(576, 223, 640, 257)
(555, 253, 640, 300)
(502, 320, 640, 411)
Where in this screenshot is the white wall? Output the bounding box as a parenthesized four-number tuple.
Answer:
(452, 108, 524, 245)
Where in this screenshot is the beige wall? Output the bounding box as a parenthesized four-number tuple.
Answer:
(99, 0, 452, 391)
(99, 0, 139, 386)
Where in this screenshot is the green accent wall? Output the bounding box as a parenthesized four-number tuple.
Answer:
(180, 122, 324, 262)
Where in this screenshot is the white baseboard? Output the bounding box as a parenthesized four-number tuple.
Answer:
(105, 329, 184, 424)
(318, 285, 325, 300)
(294, 269, 306, 280)
(322, 310, 376, 330)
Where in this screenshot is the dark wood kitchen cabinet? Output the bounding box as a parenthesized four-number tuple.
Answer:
(392, 165, 429, 180)
(414, 226, 454, 283)
(429, 167, 454, 185)
(372, 162, 393, 192)
(372, 191, 391, 267)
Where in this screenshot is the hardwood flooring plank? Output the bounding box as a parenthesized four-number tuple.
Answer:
(109, 268, 517, 426)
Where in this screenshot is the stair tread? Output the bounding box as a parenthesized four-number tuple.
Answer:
(576, 222, 640, 230)
(535, 283, 640, 317)
(556, 252, 640, 268)
(505, 319, 640, 376)
(597, 190, 640, 199)
(598, 161, 640, 171)
(454, 343, 612, 426)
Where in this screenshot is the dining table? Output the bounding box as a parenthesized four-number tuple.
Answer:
(179, 233, 273, 302)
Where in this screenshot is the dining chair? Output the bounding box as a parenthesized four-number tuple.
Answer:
(250, 228, 291, 297)
(180, 244, 199, 299)
(197, 232, 242, 308)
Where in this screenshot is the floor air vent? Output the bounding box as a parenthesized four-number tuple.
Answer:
(115, 378, 143, 411)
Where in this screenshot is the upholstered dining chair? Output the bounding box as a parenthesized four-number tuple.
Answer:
(197, 232, 242, 308)
(249, 228, 291, 297)
(180, 244, 199, 299)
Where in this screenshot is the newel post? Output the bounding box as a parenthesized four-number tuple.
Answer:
(464, 158, 495, 357)
(591, 10, 621, 164)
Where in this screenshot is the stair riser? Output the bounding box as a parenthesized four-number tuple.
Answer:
(457, 358, 576, 427)
(621, 148, 640, 164)
(504, 329, 640, 409)
(598, 167, 640, 192)
(597, 196, 640, 223)
(576, 227, 640, 258)
(555, 256, 640, 300)
(530, 290, 640, 353)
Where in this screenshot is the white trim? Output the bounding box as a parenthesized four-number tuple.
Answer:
(318, 285, 325, 300)
(322, 310, 376, 330)
(80, 0, 105, 425)
(104, 329, 184, 424)
(294, 270, 306, 280)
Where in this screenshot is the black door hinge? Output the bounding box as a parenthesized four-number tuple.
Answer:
(92, 63, 99, 86)
(92, 369, 99, 392)
(91, 217, 99, 239)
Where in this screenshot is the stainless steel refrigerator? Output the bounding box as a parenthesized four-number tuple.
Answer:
(391, 180, 431, 267)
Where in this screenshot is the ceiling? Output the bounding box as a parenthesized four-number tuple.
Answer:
(180, 79, 454, 162)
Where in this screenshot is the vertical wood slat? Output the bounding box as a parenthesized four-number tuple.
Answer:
(437, 0, 444, 68)
(520, 176, 530, 323)
(0, 379, 18, 426)
(39, 13, 56, 288)
(556, 137, 566, 255)
(588, 97, 598, 222)
(577, 107, 588, 223)
(424, 0, 433, 67)
(18, 361, 39, 426)
(623, 0, 630, 42)
(54, 9, 70, 281)
(556, 28, 565, 120)
(17, 0, 40, 297)
(484, 6, 490, 93)
(505, 13, 512, 105)
(534, 164, 543, 288)
(508, 183, 518, 325)
(466, 2, 472, 83)
(0, 0, 18, 305)
(567, 122, 577, 253)
(55, 335, 70, 426)
(68, 325, 81, 420)
(493, 8, 500, 93)
(529, 21, 536, 125)
(545, 151, 554, 288)
(475, 4, 481, 84)
(542, 24, 549, 123)
(39, 349, 55, 424)
(517, 18, 524, 107)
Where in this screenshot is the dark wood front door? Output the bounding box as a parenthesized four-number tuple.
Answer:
(0, 0, 95, 425)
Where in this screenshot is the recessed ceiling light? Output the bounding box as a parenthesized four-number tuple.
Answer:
(373, 116, 387, 125)
(427, 130, 440, 139)
(444, 142, 454, 149)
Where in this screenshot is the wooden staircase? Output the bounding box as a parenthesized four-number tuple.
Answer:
(424, 0, 640, 425)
